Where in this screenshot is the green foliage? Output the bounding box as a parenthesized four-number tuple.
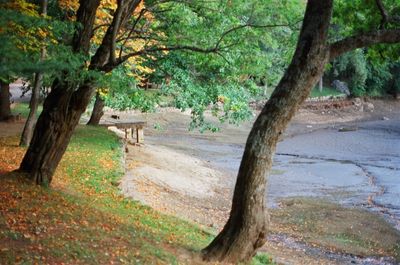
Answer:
(0, 5, 89, 91)
(365, 61, 392, 96)
(251, 253, 275, 265)
(328, 0, 400, 97)
(0, 9, 42, 81)
(329, 49, 399, 97)
(143, 0, 304, 130)
(391, 63, 400, 93)
(160, 65, 254, 131)
(332, 50, 367, 96)
(97, 66, 159, 112)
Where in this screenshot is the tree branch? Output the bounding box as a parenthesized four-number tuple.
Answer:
(375, 0, 400, 28)
(91, 23, 110, 37)
(215, 21, 301, 49)
(100, 45, 221, 72)
(90, 0, 141, 69)
(329, 29, 400, 60)
(118, 8, 148, 59)
(110, 0, 126, 64)
(100, 19, 301, 72)
(375, 0, 389, 28)
(73, 0, 101, 54)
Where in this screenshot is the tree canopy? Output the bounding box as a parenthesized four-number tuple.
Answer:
(1, 0, 400, 263)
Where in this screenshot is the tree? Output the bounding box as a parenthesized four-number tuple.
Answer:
(87, 92, 105, 125)
(20, 0, 48, 146)
(145, 1, 302, 130)
(0, 0, 41, 121)
(85, 0, 156, 125)
(86, 0, 301, 127)
(0, 80, 11, 120)
(87, 58, 156, 126)
(19, 0, 109, 185)
(0, 0, 75, 123)
(202, 0, 400, 263)
(17, 0, 302, 184)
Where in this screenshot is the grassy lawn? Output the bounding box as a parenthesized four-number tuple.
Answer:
(11, 102, 43, 118)
(309, 86, 345, 98)
(0, 126, 215, 264)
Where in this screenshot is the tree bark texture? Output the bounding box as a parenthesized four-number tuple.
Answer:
(0, 80, 11, 120)
(20, 0, 48, 146)
(19, 0, 101, 184)
(20, 81, 94, 184)
(202, 0, 333, 262)
(87, 92, 105, 125)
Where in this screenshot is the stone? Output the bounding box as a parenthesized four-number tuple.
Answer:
(352, 97, 362, 107)
(363, 102, 374, 112)
(338, 126, 358, 132)
(332, 80, 350, 96)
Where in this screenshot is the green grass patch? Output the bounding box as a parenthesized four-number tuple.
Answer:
(0, 126, 213, 264)
(11, 102, 43, 118)
(251, 252, 275, 265)
(310, 86, 345, 98)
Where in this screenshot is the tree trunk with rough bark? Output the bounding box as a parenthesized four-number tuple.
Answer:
(0, 80, 11, 120)
(20, 81, 94, 184)
(87, 92, 105, 125)
(202, 0, 333, 262)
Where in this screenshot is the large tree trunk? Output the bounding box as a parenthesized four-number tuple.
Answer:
(202, 0, 333, 263)
(87, 92, 105, 125)
(20, 81, 94, 184)
(0, 80, 11, 120)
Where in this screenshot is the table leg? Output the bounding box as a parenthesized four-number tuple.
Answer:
(136, 127, 144, 143)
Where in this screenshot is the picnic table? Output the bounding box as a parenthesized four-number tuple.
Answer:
(100, 120, 146, 143)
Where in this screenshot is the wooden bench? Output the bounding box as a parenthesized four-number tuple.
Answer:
(100, 121, 146, 143)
